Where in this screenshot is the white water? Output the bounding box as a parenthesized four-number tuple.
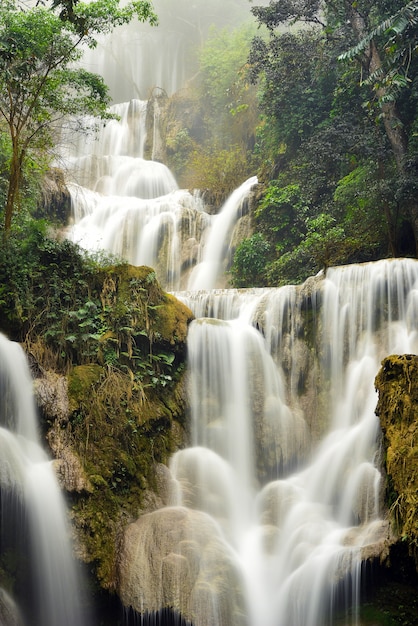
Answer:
(56, 2, 418, 624)
(170, 259, 418, 626)
(0, 335, 87, 626)
(66, 98, 256, 291)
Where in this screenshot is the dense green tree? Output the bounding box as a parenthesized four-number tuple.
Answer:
(248, 29, 336, 160)
(235, 0, 418, 287)
(0, 0, 156, 234)
(230, 232, 271, 287)
(338, 0, 418, 241)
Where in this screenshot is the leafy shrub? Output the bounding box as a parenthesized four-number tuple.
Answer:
(230, 232, 271, 287)
(185, 144, 253, 204)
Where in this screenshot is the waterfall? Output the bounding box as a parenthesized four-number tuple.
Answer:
(65, 97, 256, 291)
(0, 335, 88, 626)
(54, 1, 418, 624)
(164, 259, 418, 626)
(116, 258, 418, 626)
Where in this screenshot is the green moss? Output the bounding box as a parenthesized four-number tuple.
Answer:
(68, 364, 103, 411)
(154, 293, 193, 344)
(66, 362, 189, 589)
(375, 355, 418, 566)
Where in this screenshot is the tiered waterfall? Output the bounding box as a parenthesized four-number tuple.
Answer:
(5, 1, 418, 625)
(62, 8, 418, 623)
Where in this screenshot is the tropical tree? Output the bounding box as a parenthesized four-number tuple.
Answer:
(0, 0, 157, 234)
(244, 0, 418, 288)
(338, 0, 418, 242)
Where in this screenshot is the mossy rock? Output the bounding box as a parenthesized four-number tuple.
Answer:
(25, 258, 193, 593)
(97, 264, 193, 351)
(68, 364, 103, 412)
(375, 355, 418, 567)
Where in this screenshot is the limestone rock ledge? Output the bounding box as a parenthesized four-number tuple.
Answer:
(118, 506, 247, 626)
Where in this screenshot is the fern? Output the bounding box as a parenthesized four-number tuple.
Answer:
(338, 0, 418, 62)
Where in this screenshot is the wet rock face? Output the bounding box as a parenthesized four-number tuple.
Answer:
(375, 354, 418, 567)
(0, 589, 24, 626)
(36, 168, 71, 224)
(118, 506, 247, 626)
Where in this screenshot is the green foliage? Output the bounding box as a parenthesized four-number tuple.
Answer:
(244, 0, 418, 284)
(251, 0, 323, 30)
(186, 144, 253, 204)
(0, 227, 185, 393)
(266, 247, 314, 286)
(302, 214, 349, 268)
(0, 0, 156, 233)
(255, 182, 308, 250)
(249, 29, 337, 157)
(230, 233, 271, 287)
(339, 1, 418, 101)
(165, 22, 260, 193)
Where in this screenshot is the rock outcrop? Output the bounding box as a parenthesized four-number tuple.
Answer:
(118, 506, 247, 626)
(31, 264, 194, 591)
(375, 354, 418, 569)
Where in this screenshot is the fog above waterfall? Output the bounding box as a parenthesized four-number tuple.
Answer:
(81, 0, 267, 102)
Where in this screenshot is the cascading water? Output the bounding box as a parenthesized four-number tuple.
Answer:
(0, 335, 88, 626)
(158, 259, 417, 626)
(65, 98, 255, 291)
(56, 2, 418, 625)
(116, 259, 418, 626)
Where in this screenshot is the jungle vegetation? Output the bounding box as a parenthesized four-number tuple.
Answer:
(0, 0, 417, 288)
(152, 1, 418, 287)
(230, 0, 418, 286)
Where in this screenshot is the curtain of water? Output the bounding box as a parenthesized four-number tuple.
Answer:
(0, 334, 88, 626)
(54, 3, 418, 623)
(171, 258, 418, 626)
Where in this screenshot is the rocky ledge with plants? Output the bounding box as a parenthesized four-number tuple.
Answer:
(0, 225, 194, 604)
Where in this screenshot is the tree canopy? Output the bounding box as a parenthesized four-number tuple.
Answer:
(230, 0, 418, 287)
(0, 0, 157, 233)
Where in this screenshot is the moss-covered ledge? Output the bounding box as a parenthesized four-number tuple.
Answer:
(375, 354, 418, 568)
(30, 263, 194, 595)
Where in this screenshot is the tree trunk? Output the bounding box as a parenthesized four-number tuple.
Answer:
(344, 2, 418, 253)
(345, 4, 408, 170)
(4, 147, 23, 236)
(368, 41, 408, 172)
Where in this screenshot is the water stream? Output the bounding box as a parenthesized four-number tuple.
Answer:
(5, 1, 418, 624)
(0, 335, 88, 626)
(168, 260, 418, 626)
(60, 6, 418, 623)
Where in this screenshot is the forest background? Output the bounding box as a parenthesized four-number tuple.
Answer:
(0, 0, 417, 295)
